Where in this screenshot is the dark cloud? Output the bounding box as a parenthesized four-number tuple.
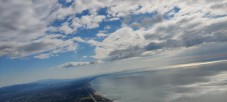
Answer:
(108, 46, 144, 61)
(128, 13, 163, 29)
(59, 61, 100, 69)
(145, 42, 163, 51)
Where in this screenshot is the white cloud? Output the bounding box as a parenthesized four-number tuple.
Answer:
(97, 33, 108, 38)
(52, 0, 109, 20)
(1, 0, 227, 60)
(0, 0, 76, 58)
(93, 15, 227, 61)
(80, 15, 106, 29)
(58, 61, 93, 68)
(104, 25, 111, 29)
(87, 39, 100, 46)
(0, 0, 46, 42)
(72, 37, 100, 46)
(0, 0, 81, 59)
(87, 0, 227, 61)
(51, 0, 227, 29)
(50, 14, 106, 35)
(34, 54, 50, 59)
(59, 22, 74, 34)
(94, 16, 227, 60)
(94, 27, 145, 60)
(72, 37, 86, 43)
(12, 35, 77, 58)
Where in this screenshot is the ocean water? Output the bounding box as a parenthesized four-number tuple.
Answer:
(91, 60, 227, 102)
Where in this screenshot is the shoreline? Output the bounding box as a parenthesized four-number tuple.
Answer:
(87, 80, 114, 102)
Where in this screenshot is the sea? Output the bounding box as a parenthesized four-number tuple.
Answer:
(91, 60, 227, 102)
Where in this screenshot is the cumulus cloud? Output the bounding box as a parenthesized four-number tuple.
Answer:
(1, 0, 227, 60)
(0, 35, 77, 58)
(52, 0, 109, 20)
(0, 0, 67, 58)
(72, 37, 100, 46)
(97, 33, 108, 38)
(59, 22, 74, 35)
(0, 0, 78, 59)
(143, 16, 227, 48)
(80, 15, 106, 29)
(72, 37, 86, 43)
(94, 27, 145, 60)
(48, 14, 106, 35)
(0, 0, 45, 42)
(95, 16, 227, 60)
(90, 0, 227, 61)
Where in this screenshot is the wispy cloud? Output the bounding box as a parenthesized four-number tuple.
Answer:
(58, 61, 101, 69)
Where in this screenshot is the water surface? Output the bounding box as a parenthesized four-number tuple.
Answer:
(91, 60, 227, 102)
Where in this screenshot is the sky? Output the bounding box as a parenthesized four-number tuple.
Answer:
(0, 0, 227, 87)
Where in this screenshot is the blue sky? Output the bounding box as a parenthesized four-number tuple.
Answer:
(0, 0, 227, 87)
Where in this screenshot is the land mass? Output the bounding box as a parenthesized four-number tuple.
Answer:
(0, 77, 112, 102)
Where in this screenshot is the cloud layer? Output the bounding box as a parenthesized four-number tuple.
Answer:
(91, 0, 227, 60)
(0, 0, 77, 58)
(0, 0, 227, 60)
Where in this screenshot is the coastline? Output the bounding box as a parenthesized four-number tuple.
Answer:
(87, 80, 114, 102)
